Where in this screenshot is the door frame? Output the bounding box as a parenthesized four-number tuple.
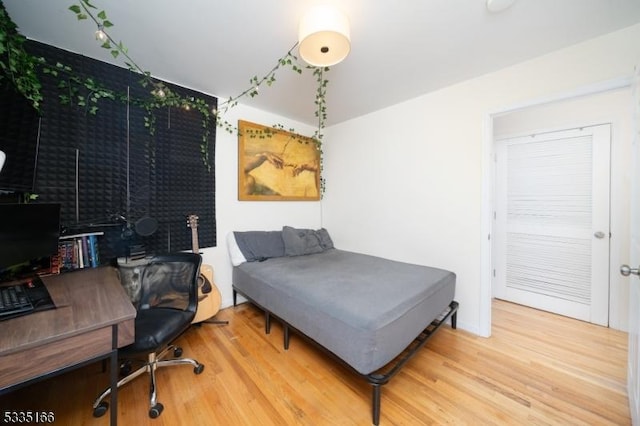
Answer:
(628, 63, 640, 425)
(479, 77, 633, 337)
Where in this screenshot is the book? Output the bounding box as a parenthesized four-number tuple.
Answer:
(88, 234, 99, 267)
(57, 232, 102, 271)
(77, 239, 84, 269)
(81, 236, 89, 267)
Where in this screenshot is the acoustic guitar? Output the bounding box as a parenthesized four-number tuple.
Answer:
(187, 214, 222, 323)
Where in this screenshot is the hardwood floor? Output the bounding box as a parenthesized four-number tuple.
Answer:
(0, 299, 630, 425)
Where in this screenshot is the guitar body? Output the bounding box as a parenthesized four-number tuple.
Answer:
(192, 264, 222, 323)
(187, 214, 223, 324)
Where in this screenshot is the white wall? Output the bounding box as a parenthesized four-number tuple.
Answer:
(321, 23, 640, 335)
(493, 88, 633, 331)
(199, 104, 321, 308)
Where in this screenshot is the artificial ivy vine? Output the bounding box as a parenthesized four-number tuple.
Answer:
(0, 0, 329, 180)
(0, 1, 44, 109)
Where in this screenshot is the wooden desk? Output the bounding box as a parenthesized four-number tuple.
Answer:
(0, 266, 136, 426)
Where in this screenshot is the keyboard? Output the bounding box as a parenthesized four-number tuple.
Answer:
(0, 283, 34, 318)
(0, 277, 55, 321)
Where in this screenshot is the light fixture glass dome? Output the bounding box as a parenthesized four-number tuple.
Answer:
(298, 5, 351, 67)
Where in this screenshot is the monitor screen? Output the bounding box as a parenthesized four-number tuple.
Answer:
(0, 203, 61, 269)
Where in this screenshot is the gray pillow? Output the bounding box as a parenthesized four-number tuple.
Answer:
(233, 231, 285, 262)
(316, 228, 334, 250)
(282, 226, 333, 256)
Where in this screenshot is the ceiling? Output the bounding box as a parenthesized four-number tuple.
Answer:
(4, 0, 640, 127)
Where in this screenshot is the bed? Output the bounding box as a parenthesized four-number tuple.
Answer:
(228, 226, 458, 425)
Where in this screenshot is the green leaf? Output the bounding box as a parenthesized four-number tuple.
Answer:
(111, 50, 119, 59)
(77, 13, 88, 20)
(68, 5, 81, 14)
(82, 0, 97, 9)
(103, 20, 114, 28)
(97, 10, 107, 20)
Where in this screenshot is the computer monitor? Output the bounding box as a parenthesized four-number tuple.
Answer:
(0, 203, 61, 270)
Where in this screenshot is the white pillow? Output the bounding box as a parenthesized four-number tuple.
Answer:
(226, 232, 247, 266)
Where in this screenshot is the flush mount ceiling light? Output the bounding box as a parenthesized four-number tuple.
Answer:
(298, 5, 351, 67)
(486, 0, 517, 13)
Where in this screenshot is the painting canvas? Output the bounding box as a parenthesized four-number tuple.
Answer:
(238, 120, 321, 201)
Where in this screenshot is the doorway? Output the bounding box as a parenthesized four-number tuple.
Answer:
(482, 84, 634, 335)
(493, 124, 611, 325)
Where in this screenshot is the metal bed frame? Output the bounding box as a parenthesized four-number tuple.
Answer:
(234, 289, 458, 425)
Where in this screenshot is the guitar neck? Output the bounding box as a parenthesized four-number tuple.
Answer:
(191, 227, 200, 254)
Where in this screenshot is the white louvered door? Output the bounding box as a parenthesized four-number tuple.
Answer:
(493, 125, 611, 325)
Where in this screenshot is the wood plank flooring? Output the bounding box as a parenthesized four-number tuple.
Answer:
(0, 299, 630, 425)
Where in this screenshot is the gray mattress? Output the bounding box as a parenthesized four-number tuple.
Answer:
(233, 248, 456, 375)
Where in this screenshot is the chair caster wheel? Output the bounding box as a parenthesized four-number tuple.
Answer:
(173, 347, 183, 357)
(93, 402, 108, 417)
(194, 363, 204, 374)
(149, 403, 164, 418)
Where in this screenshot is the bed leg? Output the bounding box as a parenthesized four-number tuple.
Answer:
(284, 324, 290, 350)
(372, 383, 381, 426)
(450, 302, 458, 329)
(265, 311, 271, 334)
(233, 290, 237, 307)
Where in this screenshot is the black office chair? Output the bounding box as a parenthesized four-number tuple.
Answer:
(93, 252, 205, 419)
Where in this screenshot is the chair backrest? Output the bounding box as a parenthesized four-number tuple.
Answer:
(137, 252, 202, 313)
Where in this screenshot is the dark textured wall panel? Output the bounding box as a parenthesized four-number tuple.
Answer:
(22, 41, 217, 262)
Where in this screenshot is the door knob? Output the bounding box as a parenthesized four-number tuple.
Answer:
(621, 265, 640, 277)
(594, 231, 606, 239)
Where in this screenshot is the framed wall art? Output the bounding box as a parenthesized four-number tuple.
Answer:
(238, 120, 321, 201)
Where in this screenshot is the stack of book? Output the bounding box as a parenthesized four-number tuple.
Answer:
(58, 232, 103, 271)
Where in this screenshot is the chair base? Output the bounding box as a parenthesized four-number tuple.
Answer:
(92, 344, 204, 419)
